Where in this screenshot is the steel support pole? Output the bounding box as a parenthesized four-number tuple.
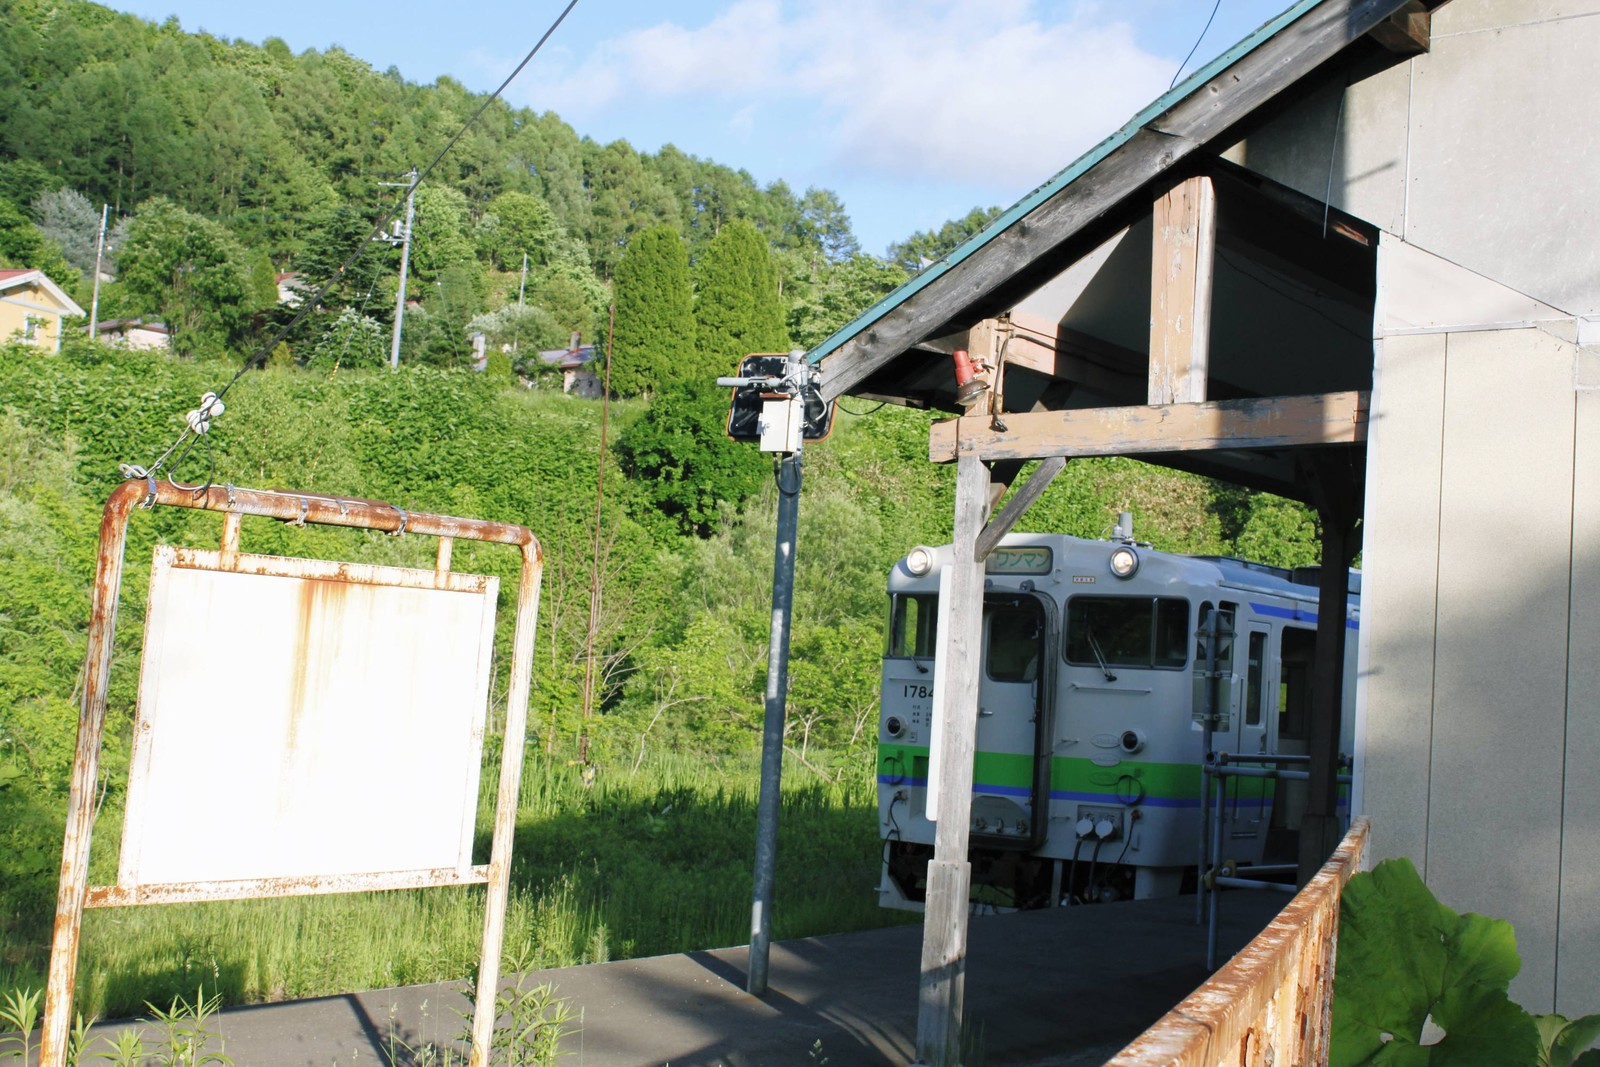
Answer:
(748, 449, 802, 995)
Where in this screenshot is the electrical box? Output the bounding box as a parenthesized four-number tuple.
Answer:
(759, 397, 802, 452)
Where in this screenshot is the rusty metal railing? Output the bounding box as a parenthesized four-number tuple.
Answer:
(1107, 816, 1369, 1067)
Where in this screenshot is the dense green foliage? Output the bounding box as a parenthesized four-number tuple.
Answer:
(1333, 859, 1599, 1066)
(693, 220, 790, 377)
(610, 226, 694, 397)
(0, 0, 894, 374)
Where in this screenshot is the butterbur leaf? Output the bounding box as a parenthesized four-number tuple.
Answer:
(1572, 1052, 1600, 1067)
(1332, 858, 1540, 1066)
(1536, 1013, 1600, 1067)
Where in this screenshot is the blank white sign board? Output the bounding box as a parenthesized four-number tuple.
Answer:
(119, 546, 498, 888)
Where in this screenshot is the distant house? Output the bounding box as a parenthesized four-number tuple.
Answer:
(537, 333, 601, 397)
(0, 269, 86, 352)
(90, 317, 171, 351)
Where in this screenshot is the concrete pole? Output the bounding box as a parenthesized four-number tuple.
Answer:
(388, 170, 417, 370)
(88, 204, 109, 340)
(748, 445, 802, 995)
(915, 453, 991, 1066)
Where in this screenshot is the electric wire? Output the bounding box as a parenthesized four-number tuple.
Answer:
(1170, 0, 1225, 90)
(124, 0, 583, 484)
(835, 398, 888, 416)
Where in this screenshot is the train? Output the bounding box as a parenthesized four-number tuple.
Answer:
(875, 518, 1357, 911)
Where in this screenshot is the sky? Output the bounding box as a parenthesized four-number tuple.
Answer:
(103, 0, 1297, 256)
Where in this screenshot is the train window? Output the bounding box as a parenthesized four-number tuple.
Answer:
(1279, 627, 1315, 741)
(888, 594, 938, 658)
(1065, 597, 1190, 670)
(1245, 631, 1266, 726)
(986, 603, 1041, 682)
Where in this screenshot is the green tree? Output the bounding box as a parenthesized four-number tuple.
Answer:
(887, 205, 1004, 272)
(31, 187, 102, 275)
(114, 196, 251, 356)
(615, 378, 767, 539)
(0, 197, 80, 295)
(248, 248, 279, 311)
(296, 205, 396, 319)
(410, 184, 477, 283)
(476, 190, 563, 271)
(611, 226, 693, 397)
(796, 187, 859, 265)
(304, 307, 387, 370)
(693, 220, 788, 380)
(788, 253, 909, 350)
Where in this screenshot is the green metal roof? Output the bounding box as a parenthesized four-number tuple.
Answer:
(804, 0, 1325, 366)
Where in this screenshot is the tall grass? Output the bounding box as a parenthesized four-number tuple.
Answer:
(14, 748, 902, 1020)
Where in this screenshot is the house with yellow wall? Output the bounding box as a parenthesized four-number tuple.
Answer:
(0, 269, 86, 352)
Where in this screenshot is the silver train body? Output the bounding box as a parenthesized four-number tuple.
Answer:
(875, 530, 1357, 910)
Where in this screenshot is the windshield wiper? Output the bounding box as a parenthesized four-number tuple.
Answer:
(1086, 628, 1118, 683)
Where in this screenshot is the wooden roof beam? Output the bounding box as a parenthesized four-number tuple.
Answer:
(929, 390, 1369, 463)
(1367, 1, 1430, 55)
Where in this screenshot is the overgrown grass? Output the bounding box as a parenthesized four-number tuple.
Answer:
(9, 748, 903, 1021)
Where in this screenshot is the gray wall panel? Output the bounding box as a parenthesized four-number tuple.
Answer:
(1432, 327, 1573, 1012)
(1219, 60, 1411, 235)
(1431, 0, 1596, 36)
(1358, 331, 1446, 868)
(1560, 350, 1600, 1015)
(1406, 12, 1600, 316)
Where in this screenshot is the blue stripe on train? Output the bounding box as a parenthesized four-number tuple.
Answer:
(1249, 600, 1359, 630)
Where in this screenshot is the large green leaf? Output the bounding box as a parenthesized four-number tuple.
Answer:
(1332, 858, 1540, 1066)
(1536, 1013, 1600, 1067)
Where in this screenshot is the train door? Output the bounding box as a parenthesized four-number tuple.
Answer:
(1230, 623, 1276, 844)
(970, 593, 1052, 849)
(1271, 626, 1316, 836)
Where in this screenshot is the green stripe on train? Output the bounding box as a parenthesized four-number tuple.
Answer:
(878, 743, 1220, 801)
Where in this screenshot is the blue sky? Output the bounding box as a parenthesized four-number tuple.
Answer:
(105, 1, 1295, 256)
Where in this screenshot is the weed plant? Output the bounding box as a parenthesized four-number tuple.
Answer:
(7, 750, 902, 1022)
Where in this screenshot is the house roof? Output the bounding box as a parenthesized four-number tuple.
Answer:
(0, 268, 87, 317)
(812, 0, 1436, 404)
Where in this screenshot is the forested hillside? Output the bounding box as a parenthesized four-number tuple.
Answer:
(0, 0, 1326, 1016)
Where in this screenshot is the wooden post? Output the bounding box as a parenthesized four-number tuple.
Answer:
(1149, 175, 1216, 405)
(916, 454, 990, 1067)
(1298, 456, 1362, 884)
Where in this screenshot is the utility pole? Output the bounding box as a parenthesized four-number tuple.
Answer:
(88, 204, 109, 340)
(380, 169, 418, 370)
(512, 251, 529, 360)
(717, 350, 815, 997)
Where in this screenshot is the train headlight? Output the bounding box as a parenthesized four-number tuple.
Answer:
(905, 546, 935, 576)
(1109, 545, 1140, 579)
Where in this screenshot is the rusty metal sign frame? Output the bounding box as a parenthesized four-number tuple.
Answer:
(40, 479, 544, 1067)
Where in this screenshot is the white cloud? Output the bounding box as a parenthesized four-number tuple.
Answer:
(509, 0, 1173, 188)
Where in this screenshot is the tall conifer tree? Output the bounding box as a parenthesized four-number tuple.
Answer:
(611, 226, 693, 397)
(693, 220, 788, 380)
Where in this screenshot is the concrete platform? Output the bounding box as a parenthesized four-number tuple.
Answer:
(70, 892, 1284, 1066)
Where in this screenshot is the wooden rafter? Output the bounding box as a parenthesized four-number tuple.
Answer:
(929, 391, 1369, 463)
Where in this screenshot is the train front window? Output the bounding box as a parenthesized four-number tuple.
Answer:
(888, 594, 938, 658)
(1065, 597, 1190, 670)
